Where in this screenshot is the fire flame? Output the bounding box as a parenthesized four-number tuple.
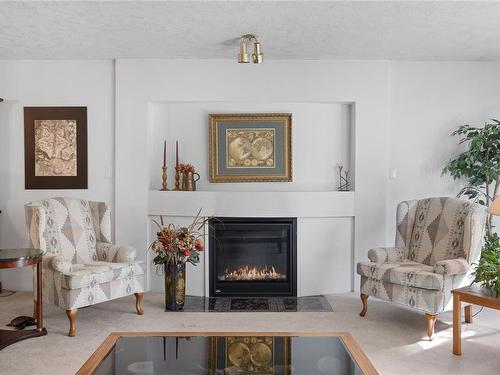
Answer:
(218, 265, 287, 281)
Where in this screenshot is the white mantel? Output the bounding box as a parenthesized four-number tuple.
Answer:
(148, 190, 355, 218)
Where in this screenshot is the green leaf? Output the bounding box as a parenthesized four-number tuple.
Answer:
(472, 233, 500, 296)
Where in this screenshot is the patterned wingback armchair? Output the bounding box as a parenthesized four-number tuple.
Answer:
(357, 197, 487, 338)
(25, 197, 145, 337)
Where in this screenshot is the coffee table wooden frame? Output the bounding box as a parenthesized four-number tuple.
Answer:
(76, 331, 379, 375)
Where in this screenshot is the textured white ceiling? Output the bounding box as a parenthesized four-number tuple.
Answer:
(1, 1, 500, 60)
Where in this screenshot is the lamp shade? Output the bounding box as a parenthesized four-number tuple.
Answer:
(489, 196, 500, 216)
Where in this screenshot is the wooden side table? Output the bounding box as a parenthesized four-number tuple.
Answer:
(452, 286, 500, 355)
(0, 248, 47, 350)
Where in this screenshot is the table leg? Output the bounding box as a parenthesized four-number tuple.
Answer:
(453, 293, 462, 355)
(464, 304, 472, 323)
(36, 262, 43, 330)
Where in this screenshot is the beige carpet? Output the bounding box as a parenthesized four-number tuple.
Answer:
(0, 292, 499, 374)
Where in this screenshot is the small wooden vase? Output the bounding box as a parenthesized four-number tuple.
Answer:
(164, 263, 186, 311)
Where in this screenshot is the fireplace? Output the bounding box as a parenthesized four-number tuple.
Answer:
(209, 217, 297, 297)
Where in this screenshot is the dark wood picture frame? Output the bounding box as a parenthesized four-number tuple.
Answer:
(24, 107, 87, 189)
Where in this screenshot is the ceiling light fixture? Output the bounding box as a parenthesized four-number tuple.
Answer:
(238, 34, 263, 64)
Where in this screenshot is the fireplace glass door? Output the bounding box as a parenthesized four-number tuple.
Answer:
(209, 218, 297, 296)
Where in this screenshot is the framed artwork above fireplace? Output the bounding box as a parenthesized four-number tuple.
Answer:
(209, 113, 292, 182)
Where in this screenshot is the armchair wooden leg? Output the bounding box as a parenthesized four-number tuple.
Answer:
(464, 305, 472, 323)
(359, 293, 368, 317)
(425, 313, 437, 340)
(66, 309, 77, 337)
(33, 300, 37, 319)
(134, 293, 144, 315)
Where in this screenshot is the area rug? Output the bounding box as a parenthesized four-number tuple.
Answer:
(181, 295, 333, 312)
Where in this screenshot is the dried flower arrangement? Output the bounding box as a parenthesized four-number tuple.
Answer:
(177, 163, 195, 174)
(149, 209, 207, 267)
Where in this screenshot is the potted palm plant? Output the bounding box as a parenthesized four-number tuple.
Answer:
(149, 210, 207, 310)
(443, 119, 500, 295)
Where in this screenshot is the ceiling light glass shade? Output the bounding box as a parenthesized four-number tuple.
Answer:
(252, 42, 263, 64)
(238, 40, 250, 63)
(489, 196, 500, 216)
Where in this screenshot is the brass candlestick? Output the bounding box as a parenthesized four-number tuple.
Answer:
(161, 167, 169, 191)
(174, 168, 181, 191)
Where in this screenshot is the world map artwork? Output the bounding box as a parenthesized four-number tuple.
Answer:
(226, 128, 275, 168)
(34, 119, 77, 176)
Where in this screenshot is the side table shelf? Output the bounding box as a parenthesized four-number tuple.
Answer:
(0, 248, 47, 350)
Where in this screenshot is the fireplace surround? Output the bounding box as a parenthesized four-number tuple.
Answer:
(209, 217, 297, 297)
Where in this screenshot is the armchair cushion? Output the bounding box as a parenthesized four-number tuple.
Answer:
(368, 247, 405, 263)
(357, 260, 443, 290)
(433, 258, 470, 276)
(96, 242, 137, 263)
(59, 261, 145, 290)
(360, 276, 446, 314)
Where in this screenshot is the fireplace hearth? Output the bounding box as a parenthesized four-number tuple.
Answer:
(209, 217, 297, 297)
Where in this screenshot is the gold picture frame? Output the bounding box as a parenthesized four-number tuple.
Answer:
(209, 336, 291, 375)
(209, 113, 292, 183)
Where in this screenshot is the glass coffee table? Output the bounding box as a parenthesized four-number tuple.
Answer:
(77, 332, 378, 374)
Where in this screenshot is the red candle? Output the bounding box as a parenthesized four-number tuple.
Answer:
(175, 141, 179, 168)
(163, 140, 167, 168)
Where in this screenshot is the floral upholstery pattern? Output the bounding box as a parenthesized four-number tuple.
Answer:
(357, 197, 487, 314)
(25, 197, 144, 310)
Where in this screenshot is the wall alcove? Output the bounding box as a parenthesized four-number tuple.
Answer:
(146, 101, 356, 296)
(147, 101, 355, 192)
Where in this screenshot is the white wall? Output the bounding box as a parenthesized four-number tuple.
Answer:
(387, 62, 500, 238)
(3, 59, 499, 293)
(0, 60, 114, 290)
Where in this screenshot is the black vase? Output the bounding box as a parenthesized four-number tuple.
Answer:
(164, 263, 186, 311)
